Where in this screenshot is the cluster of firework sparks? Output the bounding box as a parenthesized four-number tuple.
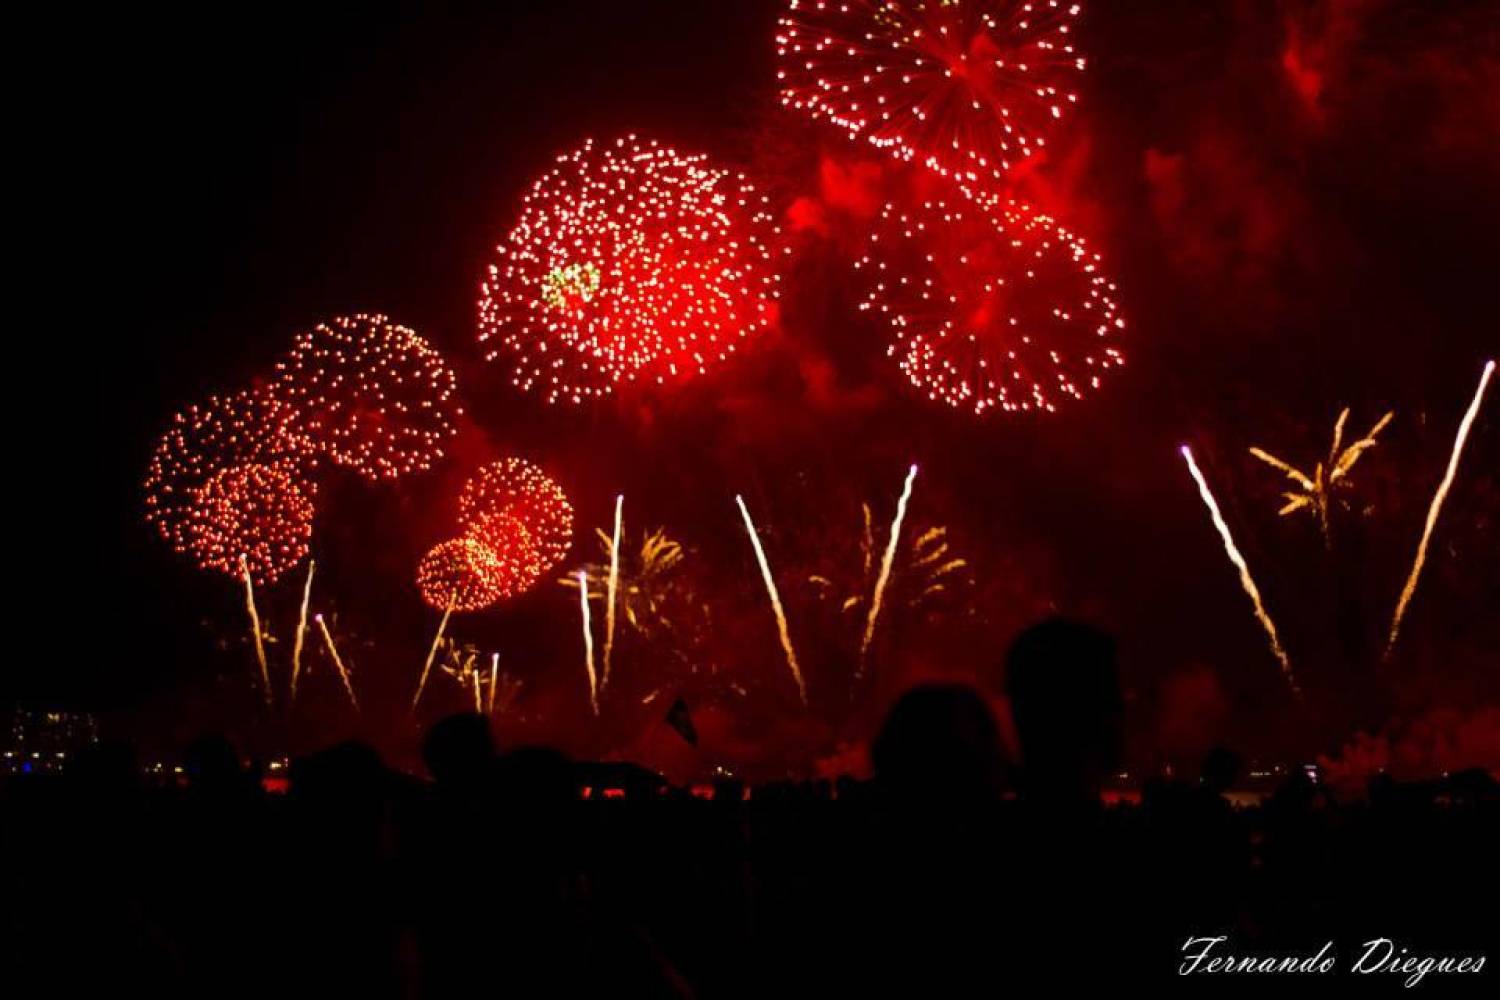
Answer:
(139, 3, 1494, 742)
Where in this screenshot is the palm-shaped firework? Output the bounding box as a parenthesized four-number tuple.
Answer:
(561, 525, 718, 704)
(1250, 408, 1394, 546)
(807, 507, 970, 622)
(563, 528, 686, 636)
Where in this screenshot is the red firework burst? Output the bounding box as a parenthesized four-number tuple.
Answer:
(456, 458, 575, 575)
(144, 387, 313, 551)
(273, 313, 461, 480)
(477, 135, 783, 404)
(855, 189, 1124, 414)
(184, 463, 314, 585)
(416, 537, 517, 612)
(776, 0, 1084, 183)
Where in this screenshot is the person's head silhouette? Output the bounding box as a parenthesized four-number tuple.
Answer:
(872, 684, 1004, 803)
(422, 713, 495, 789)
(1004, 618, 1122, 808)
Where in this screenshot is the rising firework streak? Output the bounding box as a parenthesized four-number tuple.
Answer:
(290, 560, 315, 701)
(412, 603, 453, 713)
(488, 653, 499, 715)
(735, 495, 808, 705)
(1180, 446, 1298, 694)
(578, 569, 598, 715)
(239, 554, 272, 704)
(1385, 359, 1495, 659)
(603, 495, 623, 690)
(314, 613, 359, 712)
(859, 464, 918, 677)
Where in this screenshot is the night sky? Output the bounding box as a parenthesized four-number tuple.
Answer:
(16, 2, 1498, 769)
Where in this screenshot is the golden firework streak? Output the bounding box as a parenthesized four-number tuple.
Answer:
(290, 559, 315, 702)
(239, 554, 272, 705)
(1181, 446, 1298, 694)
(603, 494, 623, 690)
(736, 495, 808, 705)
(578, 569, 599, 715)
(315, 613, 359, 712)
(1385, 359, 1496, 659)
(488, 653, 499, 715)
(412, 602, 453, 712)
(858, 464, 918, 678)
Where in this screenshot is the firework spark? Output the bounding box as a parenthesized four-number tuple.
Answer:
(1181, 445, 1297, 693)
(143, 387, 313, 553)
(273, 313, 460, 481)
(603, 495, 623, 690)
(239, 554, 271, 704)
(290, 559, 315, 702)
(314, 613, 359, 712)
(578, 569, 599, 715)
(184, 463, 314, 585)
(1385, 359, 1495, 659)
(776, 0, 1085, 184)
(736, 495, 808, 705)
(858, 464, 919, 676)
(458, 458, 575, 579)
(478, 135, 782, 403)
(856, 190, 1125, 415)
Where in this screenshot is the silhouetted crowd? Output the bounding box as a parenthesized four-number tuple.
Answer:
(4, 620, 1496, 995)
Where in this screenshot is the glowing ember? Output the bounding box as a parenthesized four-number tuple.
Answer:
(273, 313, 460, 481)
(776, 0, 1085, 183)
(184, 463, 314, 586)
(458, 457, 575, 577)
(855, 190, 1125, 414)
(478, 135, 783, 403)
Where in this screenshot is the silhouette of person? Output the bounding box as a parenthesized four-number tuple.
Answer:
(1004, 617, 1123, 810)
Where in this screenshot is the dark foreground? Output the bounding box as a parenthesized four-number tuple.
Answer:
(5, 622, 1496, 994)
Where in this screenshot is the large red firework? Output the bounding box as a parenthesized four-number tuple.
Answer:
(776, 0, 1085, 183)
(456, 458, 575, 576)
(477, 135, 783, 404)
(855, 189, 1124, 414)
(416, 536, 517, 612)
(143, 387, 313, 551)
(273, 313, 461, 481)
(184, 463, 315, 585)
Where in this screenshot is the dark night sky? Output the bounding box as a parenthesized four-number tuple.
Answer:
(13, 2, 1498, 764)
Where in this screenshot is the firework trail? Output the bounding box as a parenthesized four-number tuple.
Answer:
(858, 464, 919, 677)
(472, 670, 483, 713)
(1385, 359, 1496, 659)
(1180, 446, 1297, 693)
(735, 495, 808, 705)
(412, 603, 454, 713)
(603, 495, 623, 690)
(239, 554, 271, 704)
(488, 653, 499, 715)
(578, 570, 598, 715)
(290, 559, 315, 702)
(314, 613, 359, 712)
